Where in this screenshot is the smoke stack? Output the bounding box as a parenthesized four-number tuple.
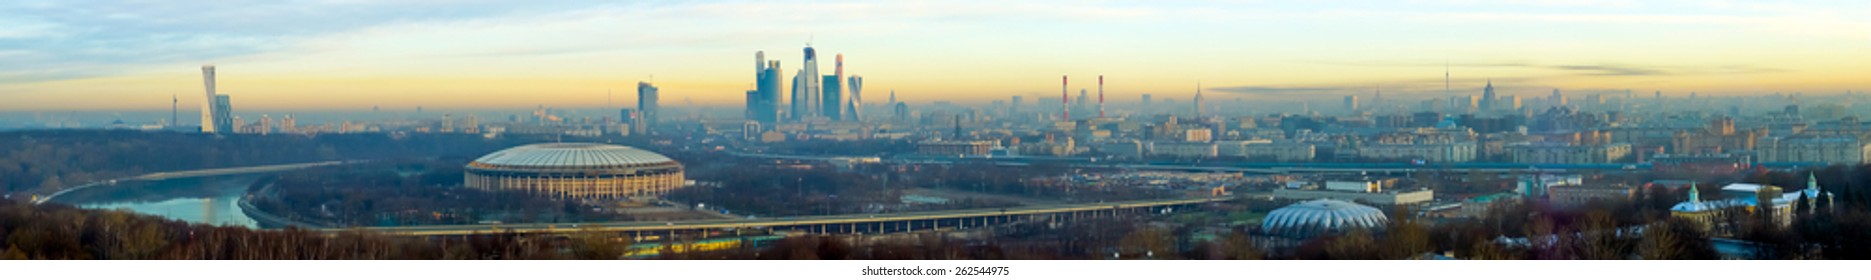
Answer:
(1098, 75, 1105, 118)
(1062, 75, 1070, 120)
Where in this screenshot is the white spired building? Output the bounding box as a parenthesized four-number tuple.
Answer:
(465, 143, 686, 200)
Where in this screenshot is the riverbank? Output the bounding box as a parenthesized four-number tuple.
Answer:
(237, 179, 331, 229)
(35, 160, 362, 205)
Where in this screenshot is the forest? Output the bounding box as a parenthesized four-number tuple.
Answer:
(667, 157, 1023, 217)
(248, 160, 625, 227)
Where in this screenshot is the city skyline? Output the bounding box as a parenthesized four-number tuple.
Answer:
(3, 1, 1870, 111)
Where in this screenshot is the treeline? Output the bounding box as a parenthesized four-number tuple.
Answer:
(669, 159, 1021, 217)
(758, 139, 917, 157)
(674, 216, 1266, 260)
(250, 160, 625, 227)
(0, 130, 545, 195)
(894, 162, 1174, 202)
(0, 198, 634, 260)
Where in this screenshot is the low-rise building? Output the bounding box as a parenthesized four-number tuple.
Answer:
(1506, 142, 1633, 164)
(917, 140, 996, 156)
(1461, 193, 1520, 218)
(1275, 179, 1429, 205)
(1358, 142, 1478, 163)
(1548, 184, 1637, 207)
(1237, 142, 1316, 162)
(1757, 136, 1871, 165)
(1671, 177, 1833, 236)
(1096, 140, 1146, 159)
(1516, 174, 1582, 198)
(1152, 142, 1217, 159)
(1273, 188, 1433, 205)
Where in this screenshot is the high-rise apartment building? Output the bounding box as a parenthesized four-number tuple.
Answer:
(821, 54, 847, 121)
(847, 76, 863, 122)
(823, 75, 843, 120)
(210, 94, 232, 133)
(749, 51, 784, 124)
(200, 65, 227, 134)
(637, 82, 659, 134)
(800, 46, 822, 119)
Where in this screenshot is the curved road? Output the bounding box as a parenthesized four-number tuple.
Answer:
(33, 160, 362, 205)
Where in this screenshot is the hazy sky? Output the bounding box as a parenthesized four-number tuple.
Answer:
(2, 0, 1868, 111)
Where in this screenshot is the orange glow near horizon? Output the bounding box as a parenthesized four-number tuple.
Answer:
(3, 1, 1868, 111)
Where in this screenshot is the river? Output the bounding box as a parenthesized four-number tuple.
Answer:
(49, 174, 263, 228)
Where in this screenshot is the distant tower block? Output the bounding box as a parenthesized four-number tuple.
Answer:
(200, 65, 217, 133)
(1098, 75, 1106, 118)
(847, 76, 864, 122)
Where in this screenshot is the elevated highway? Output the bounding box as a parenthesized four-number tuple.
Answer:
(333, 196, 1234, 236)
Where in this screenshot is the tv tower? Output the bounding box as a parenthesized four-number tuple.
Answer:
(1098, 75, 1105, 118)
(1061, 75, 1070, 120)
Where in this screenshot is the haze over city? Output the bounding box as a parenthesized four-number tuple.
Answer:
(18, 0, 1871, 270)
(3, 0, 1868, 112)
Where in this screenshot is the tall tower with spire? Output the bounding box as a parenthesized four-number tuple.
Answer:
(801, 45, 822, 119)
(1193, 82, 1205, 118)
(1481, 79, 1496, 112)
(1552, 88, 1566, 107)
(1370, 86, 1382, 113)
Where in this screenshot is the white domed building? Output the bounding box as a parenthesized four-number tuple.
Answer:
(1260, 199, 1389, 238)
(465, 143, 685, 200)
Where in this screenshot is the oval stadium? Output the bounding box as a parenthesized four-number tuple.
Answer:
(1260, 199, 1389, 238)
(465, 143, 686, 200)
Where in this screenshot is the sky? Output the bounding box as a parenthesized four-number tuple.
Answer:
(1, 0, 1868, 112)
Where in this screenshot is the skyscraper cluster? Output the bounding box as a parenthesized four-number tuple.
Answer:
(750, 45, 867, 124)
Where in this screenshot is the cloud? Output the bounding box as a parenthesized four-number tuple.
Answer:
(1304, 61, 1536, 68)
(0, 0, 619, 83)
(1550, 64, 1668, 76)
